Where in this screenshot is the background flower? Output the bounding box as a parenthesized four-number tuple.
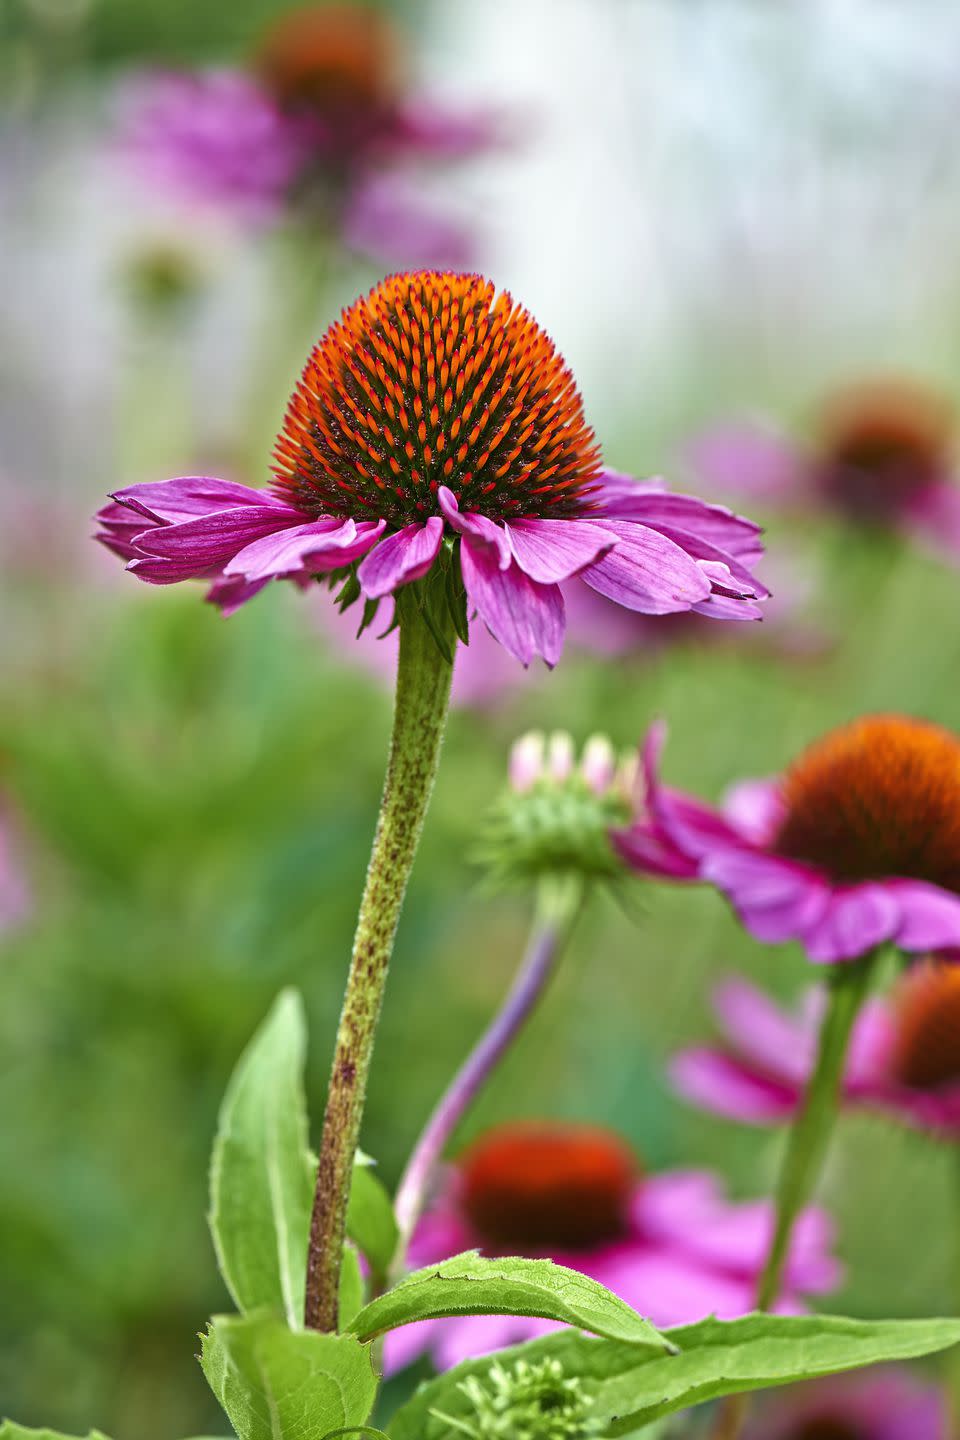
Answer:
(743, 1366, 948, 1440)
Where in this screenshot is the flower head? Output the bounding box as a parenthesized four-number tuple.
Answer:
(432, 1356, 604, 1439)
(688, 378, 960, 560)
(615, 715, 960, 963)
(384, 1119, 839, 1373)
(96, 273, 768, 668)
(670, 961, 960, 1135)
(743, 1366, 948, 1440)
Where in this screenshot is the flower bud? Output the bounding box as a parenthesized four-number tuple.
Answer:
(432, 1357, 603, 1439)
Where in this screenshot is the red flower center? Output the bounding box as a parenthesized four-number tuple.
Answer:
(891, 961, 960, 1090)
(271, 271, 602, 527)
(255, 3, 398, 123)
(773, 715, 960, 891)
(459, 1122, 636, 1251)
(816, 381, 952, 521)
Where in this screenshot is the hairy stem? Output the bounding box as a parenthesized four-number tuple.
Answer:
(712, 953, 875, 1440)
(391, 875, 585, 1275)
(305, 609, 454, 1331)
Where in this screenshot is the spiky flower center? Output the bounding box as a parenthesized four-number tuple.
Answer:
(816, 381, 952, 519)
(459, 1122, 636, 1251)
(773, 715, 960, 890)
(272, 271, 602, 528)
(255, 3, 398, 118)
(891, 962, 960, 1091)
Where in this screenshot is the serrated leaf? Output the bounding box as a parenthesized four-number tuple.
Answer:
(0, 1428, 112, 1440)
(346, 1155, 398, 1279)
(347, 1251, 671, 1351)
(201, 1312, 377, 1440)
(339, 1241, 366, 1331)
(388, 1312, 960, 1439)
(208, 989, 315, 1329)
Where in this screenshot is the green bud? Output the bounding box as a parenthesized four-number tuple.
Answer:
(430, 1356, 604, 1439)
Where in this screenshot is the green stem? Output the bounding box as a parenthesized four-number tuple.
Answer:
(304, 608, 454, 1331)
(712, 953, 876, 1440)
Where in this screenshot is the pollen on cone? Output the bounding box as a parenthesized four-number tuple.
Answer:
(271, 270, 602, 527)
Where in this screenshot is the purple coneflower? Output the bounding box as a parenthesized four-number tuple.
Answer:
(671, 961, 960, 1136)
(96, 271, 768, 668)
(615, 715, 960, 963)
(385, 1120, 839, 1373)
(743, 1366, 948, 1440)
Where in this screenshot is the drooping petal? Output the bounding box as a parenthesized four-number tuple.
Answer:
(460, 541, 565, 666)
(223, 518, 386, 581)
(357, 518, 444, 598)
(803, 884, 901, 964)
(721, 778, 785, 845)
(111, 476, 299, 525)
(438, 486, 511, 566)
(505, 516, 618, 584)
(712, 978, 819, 1083)
(580, 520, 712, 614)
(131, 504, 302, 572)
(887, 879, 960, 952)
(644, 523, 770, 600)
(701, 849, 831, 944)
(597, 470, 764, 558)
(205, 574, 271, 615)
(669, 1048, 801, 1124)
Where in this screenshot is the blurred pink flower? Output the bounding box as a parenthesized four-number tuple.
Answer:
(115, 3, 505, 263)
(384, 1121, 840, 1374)
(614, 716, 960, 964)
(671, 962, 960, 1136)
(687, 379, 960, 561)
(0, 804, 31, 935)
(744, 1367, 948, 1440)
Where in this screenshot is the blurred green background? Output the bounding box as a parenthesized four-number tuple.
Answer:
(4, 0, 960, 1434)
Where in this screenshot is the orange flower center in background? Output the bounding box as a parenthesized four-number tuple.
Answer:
(272, 271, 602, 526)
(891, 961, 960, 1090)
(255, 3, 399, 119)
(459, 1122, 636, 1251)
(773, 715, 960, 890)
(816, 380, 952, 520)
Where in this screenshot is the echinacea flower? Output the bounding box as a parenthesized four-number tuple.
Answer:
(615, 715, 960, 963)
(743, 1366, 948, 1440)
(671, 962, 960, 1135)
(687, 379, 960, 561)
(384, 1120, 839, 1373)
(95, 272, 768, 667)
(116, 4, 501, 265)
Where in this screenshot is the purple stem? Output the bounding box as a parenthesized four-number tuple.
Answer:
(391, 879, 583, 1271)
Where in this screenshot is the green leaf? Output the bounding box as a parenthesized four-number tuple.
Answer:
(209, 989, 315, 1329)
(347, 1251, 671, 1351)
(339, 1240, 366, 1331)
(388, 1312, 960, 1439)
(200, 1311, 377, 1440)
(322, 1431, 391, 1439)
(0, 1428, 112, 1440)
(346, 1152, 399, 1278)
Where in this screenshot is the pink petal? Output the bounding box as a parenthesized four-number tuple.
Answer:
(357, 518, 443, 599)
(803, 884, 901, 964)
(205, 574, 271, 615)
(598, 472, 765, 558)
(712, 978, 818, 1084)
(887, 880, 960, 953)
(721, 778, 785, 845)
(433, 1313, 546, 1370)
(580, 520, 712, 613)
(460, 541, 565, 666)
(701, 849, 831, 944)
(224, 518, 385, 581)
(505, 516, 618, 584)
(438, 486, 511, 566)
(132, 505, 303, 568)
(669, 1048, 801, 1123)
(112, 476, 297, 525)
(611, 824, 700, 879)
(644, 522, 770, 600)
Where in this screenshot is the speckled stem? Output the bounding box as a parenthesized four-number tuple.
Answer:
(712, 952, 876, 1440)
(391, 875, 585, 1278)
(305, 608, 454, 1332)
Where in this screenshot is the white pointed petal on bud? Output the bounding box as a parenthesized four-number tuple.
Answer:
(509, 731, 546, 793)
(546, 731, 575, 783)
(580, 734, 616, 795)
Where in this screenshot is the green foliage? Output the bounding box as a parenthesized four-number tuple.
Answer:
(389, 1313, 960, 1438)
(200, 1312, 377, 1440)
(348, 1251, 672, 1350)
(0, 1427, 112, 1440)
(345, 1153, 399, 1281)
(338, 1242, 366, 1332)
(209, 989, 315, 1328)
